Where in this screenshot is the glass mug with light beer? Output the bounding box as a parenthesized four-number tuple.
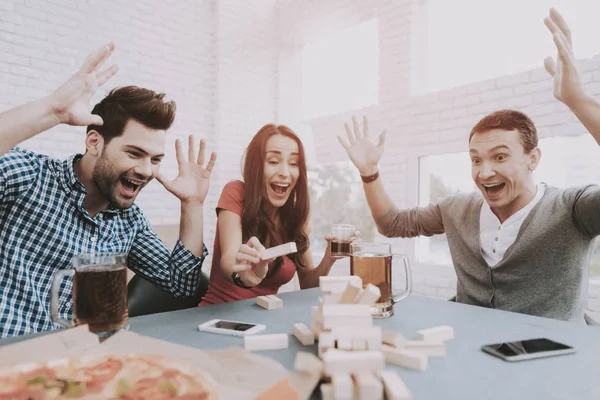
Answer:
(350, 242, 412, 318)
(50, 253, 129, 339)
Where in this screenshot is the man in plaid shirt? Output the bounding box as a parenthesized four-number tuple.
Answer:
(0, 43, 216, 337)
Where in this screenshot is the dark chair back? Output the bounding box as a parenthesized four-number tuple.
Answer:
(127, 272, 209, 318)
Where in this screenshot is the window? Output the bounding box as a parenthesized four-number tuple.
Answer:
(301, 19, 379, 119)
(420, 0, 600, 93)
(417, 135, 600, 279)
(307, 161, 375, 255)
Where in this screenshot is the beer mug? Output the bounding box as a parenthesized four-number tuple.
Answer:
(350, 242, 412, 318)
(50, 253, 129, 339)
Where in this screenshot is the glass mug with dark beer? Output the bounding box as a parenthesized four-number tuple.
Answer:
(350, 242, 412, 318)
(50, 253, 129, 339)
(330, 224, 355, 257)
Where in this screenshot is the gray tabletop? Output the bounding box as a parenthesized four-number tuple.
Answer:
(2, 288, 599, 399)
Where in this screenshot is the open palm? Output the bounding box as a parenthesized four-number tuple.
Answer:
(157, 136, 216, 204)
(543, 8, 586, 107)
(50, 43, 119, 126)
(337, 116, 386, 176)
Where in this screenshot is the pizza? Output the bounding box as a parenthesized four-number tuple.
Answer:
(0, 353, 220, 399)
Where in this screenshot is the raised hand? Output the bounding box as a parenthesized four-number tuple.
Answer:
(156, 136, 216, 205)
(232, 237, 275, 287)
(337, 116, 386, 176)
(49, 43, 119, 126)
(543, 8, 587, 107)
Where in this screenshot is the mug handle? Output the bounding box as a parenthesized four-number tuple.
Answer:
(50, 269, 75, 329)
(391, 253, 412, 303)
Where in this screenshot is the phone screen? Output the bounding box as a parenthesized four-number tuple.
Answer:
(212, 320, 256, 331)
(483, 338, 573, 358)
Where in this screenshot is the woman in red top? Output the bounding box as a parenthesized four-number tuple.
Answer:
(200, 124, 356, 305)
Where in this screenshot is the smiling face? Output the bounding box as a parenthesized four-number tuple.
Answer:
(469, 128, 540, 220)
(262, 134, 300, 209)
(92, 119, 166, 209)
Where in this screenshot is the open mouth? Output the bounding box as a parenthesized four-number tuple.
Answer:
(270, 182, 290, 197)
(120, 177, 144, 197)
(483, 182, 505, 196)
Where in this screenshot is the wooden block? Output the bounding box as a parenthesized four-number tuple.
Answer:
(320, 383, 334, 400)
(404, 341, 446, 357)
(322, 304, 371, 317)
(382, 331, 407, 348)
(322, 315, 373, 330)
(336, 336, 353, 350)
(322, 350, 385, 375)
(338, 280, 363, 304)
(366, 337, 381, 350)
(262, 242, 297, 259)
(352, 338, 366, 350)
(319, 332, 336, 357)
(322, 293, 343, 304)
(380, 370, 412, 400)
(354, 373, 383, 400)
(266, 295, 283, 308)
(310, 319, 322, 341)
(416, 325, 454, 342)
(311, 305, 323, 323)
(319, 276, 363, 294)
(355, 283, 382, 305)
(331, 373, 353, 399)
(381, 345, 427, 371)
(293, 351, 323, 374)
(244, 334, 289, 351)
(293, 323, 315, 346)
(256, 295, 282, 310)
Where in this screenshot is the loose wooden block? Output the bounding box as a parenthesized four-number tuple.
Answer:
(382, 331, 407, 348)
(331, 373, 353, 399)
(322, 350, 385, 375)
(320, 383, 334, 400)
(294, 351, 324, 374)
(404, 341, 446, 357)
(354, 373, 383, 400)
(319, 276, 363, 294)
(415, 325, 454, 342)
(256, 295, 283, 310)
(244, 334, 289, 351)
(262, 242, 297, 259)
(381, 345, 427, 371)
(380, 370, 412, 400)
(293, 322, 315, 346)
(338, 280, 363, 304)
(355, 283, 382, 305)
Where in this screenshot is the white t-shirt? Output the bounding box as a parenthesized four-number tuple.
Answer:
(480, 184, 546, 267)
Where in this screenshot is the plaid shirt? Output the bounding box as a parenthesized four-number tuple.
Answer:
(0, 148, 208, 338)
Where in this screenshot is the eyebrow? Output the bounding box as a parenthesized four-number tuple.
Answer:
(122, 145, 165, 158)
(266, 150, 299, 156)
(469, 145, 511, 154)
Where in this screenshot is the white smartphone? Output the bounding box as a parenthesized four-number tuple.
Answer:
(481, 338, 575, 362)
(198, 319, 266, 337)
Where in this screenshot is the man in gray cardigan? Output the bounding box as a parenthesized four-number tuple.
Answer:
(338, 9, 600, 322)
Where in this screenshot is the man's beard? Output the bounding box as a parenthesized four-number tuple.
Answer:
(92, 152, 135, 210)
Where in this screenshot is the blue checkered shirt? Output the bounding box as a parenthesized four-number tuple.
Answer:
(0, 148, 208, 338)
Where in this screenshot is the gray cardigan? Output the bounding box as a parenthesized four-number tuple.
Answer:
(375, 185, 600, 321)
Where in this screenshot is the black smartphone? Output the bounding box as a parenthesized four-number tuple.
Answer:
(481, 338, 575, 362)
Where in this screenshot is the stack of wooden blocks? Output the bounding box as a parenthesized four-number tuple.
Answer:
(292, 276, 454, 400)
